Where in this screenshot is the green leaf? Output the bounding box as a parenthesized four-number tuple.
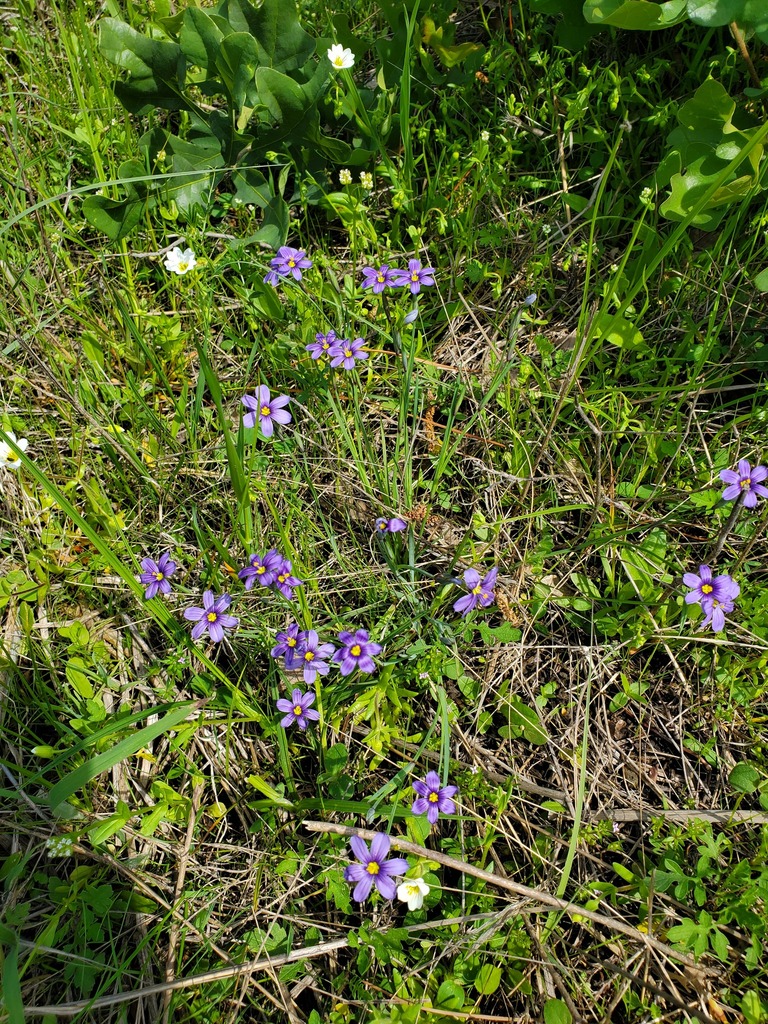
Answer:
(1, 941, 24, 1024)
(594, 311, 644, 349)
(217, 32, 260, 111)
(179, 7, 227, 69)
(255, 66, 310, 128)
(99, 18, 185, 112)
(420, 15, 484, 67)
(755, 267, 768, 292)
(729, 763, 760, 793)
(66, 657, 94, 699)
(544, 999, 573, 1024)
(686, 0, 743, 26)
(48, 701, 198, 811)
(504, 696, 548, 745)
(583, 0, 686, 28)
(436, 980, 464, 1010)
(474, 965, 502, 996)
(215, 0, 315, 73)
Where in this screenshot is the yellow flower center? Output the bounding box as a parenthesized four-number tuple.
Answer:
(366, 862, 380, 875)
(741, 478, 751, 488)
(411, 272, 419, 282)
(322, 341, 330, 349)
(178, 261, 189, 271)
(288, 259, 296, 268)
(351, 644, 361, 657)
(428, 792, 439, 803)
(344, 348, 352, 358)
(293, 705, 303, 716)
(713, 600, 721, 608)
(304, 651, 315, 661)
(333, 57, 344, 67)
(472, 585, 482, 595)
(287, 637, 296, 647)
(377, 274, 385, 283)
(701, 583, 713, 594)
(261, 405, 271, 415)
(207, 612, 218, 622)
(278, 573, 289, 583)
(154, 571, 164, 581)
(378, 522, 387, 530)
(4, 451, 16, 462)
(406, 884, 421, 896)
(256, 565, 265, 574)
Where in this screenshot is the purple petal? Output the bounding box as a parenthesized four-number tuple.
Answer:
(208, 622, 224, 643)
(184, 607, 204, 621)
(217, 614, 239, 629)
(412, 797, 429, 815)
(750, 466, 768, 483)
(737, 459, 752, 477)
(437, 795, 457, 814)
(453, 594, 476, 615)
(412, 780, 430, 798)
(682, 573, 701, 588)
(344, 863, 367, 883)
(276, 699, 293, 713)
(202, 590, 215, 610)
(190, 620, 208, 640)
(719, 468, 739, 484)
(709, 605, 726, 632)
(685, 591, 701, 605)
(280, 713, 295, 728)
(350, 836, 370, 863)
(261, 417, 274, 438)
(381, 857, 408, 876)
(374, 874, 396, 900)
(424, 771, 441, 790)
(271, 409, 292, 426)
(742, 491, 757, 508)
(303, 708, 320, 722)
(241, 394, 259, 412)
(427, 803, 439, 824)
(352, 876, 374, 902)
(356, 655, 376, 673)
(369, 833, 391, 862)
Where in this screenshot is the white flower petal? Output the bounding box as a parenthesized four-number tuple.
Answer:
(396, 878, 429, 910)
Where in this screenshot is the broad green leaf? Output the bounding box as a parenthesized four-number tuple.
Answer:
(729, 763, 760, 793)
(179, 7, 227, 68)
(48, 701, 198, 810)
(217, 32, 260, 111)
(215, 0, 315, 72)
(594, 311, 644, 349)
(505, 696, 548, 745)
(583, 0, 686, 28)
(436, 980, 464, 1010)
(66, 657, 94, 698)
(686, 0, 743, 26)
(474, 965, 502, 996)
(421, 16, 484, 67)
(81, 195, 147, 240)
(255, 66, 309, 128)
(544, 999, 573, 1024)
(754, 267, 768, 292)
(99, 18, 185, 112)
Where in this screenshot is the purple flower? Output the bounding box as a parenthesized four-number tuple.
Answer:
(683, 565, 740, 633)
(391, 259, 435, 295)
(329, 336, 369, 370)
(719, 459, 768, 508)
(343, 833, 409, 902)
(184, 591, 239, 643)
(139, 552, 176, 599)
(273, 558, 304, 601)
(453, 567, 498, 617)
(271, 622, 307, 665)
(263, 246, 312, 286)
(238, 549, 282, 591)
(375, 517, 408, 533)
(306, 330, 337, 360)
(241, 386, 292, 438)
(276, 687, 320, 731)
(294, 629, 335, 685)
(361, 264, 398, 294)
(332, 629, 382, 676)
(411, 771, 458, 825)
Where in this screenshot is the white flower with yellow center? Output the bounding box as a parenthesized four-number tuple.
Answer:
(0, 432, 28, 469)
(327, 44, 355, 70)
(396, 877, 429, 911)
(163, 246, 197, 275)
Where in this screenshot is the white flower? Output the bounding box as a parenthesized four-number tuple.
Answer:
(397, 877, 430, 911)
(480, 130, 490, 143)
(46, 834, 74, 858)
(360, 171, 373, 191)
(163, 246, 197, 275)
(339, 168, 353, 185)
(327, 44, 355, 70)
(0, 432, 28, 470)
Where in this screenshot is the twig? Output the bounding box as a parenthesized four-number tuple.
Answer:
(303, 821, 706, 969)
(730, 21, 763, 91)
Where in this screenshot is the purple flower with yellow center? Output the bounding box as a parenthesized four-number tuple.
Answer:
(453, 567, 498, 617)
(683, 565, 739, 633)
(720, 459, 768, 508)
(332, 629, 382, 676)
(276, 688, 319, 731)
(411, 771, 458, 825)
(294, 630, 335, 685)
(361, 264, 398, 294)
(392, 259, 435, 295)
(306, 330, 337, 360)
(139, 552, 176, 599)
(241, 386, 292, 438)
(329, 336, 369, 370)
(184, 591, 239, 643)
(273, 559, 304, 601)
(263, 246, 312, 286)
(270, 622, 306, 665)
(238, 549, 281, 591)
(343, 833, 409, 902)
(375, 517, 408, 533)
